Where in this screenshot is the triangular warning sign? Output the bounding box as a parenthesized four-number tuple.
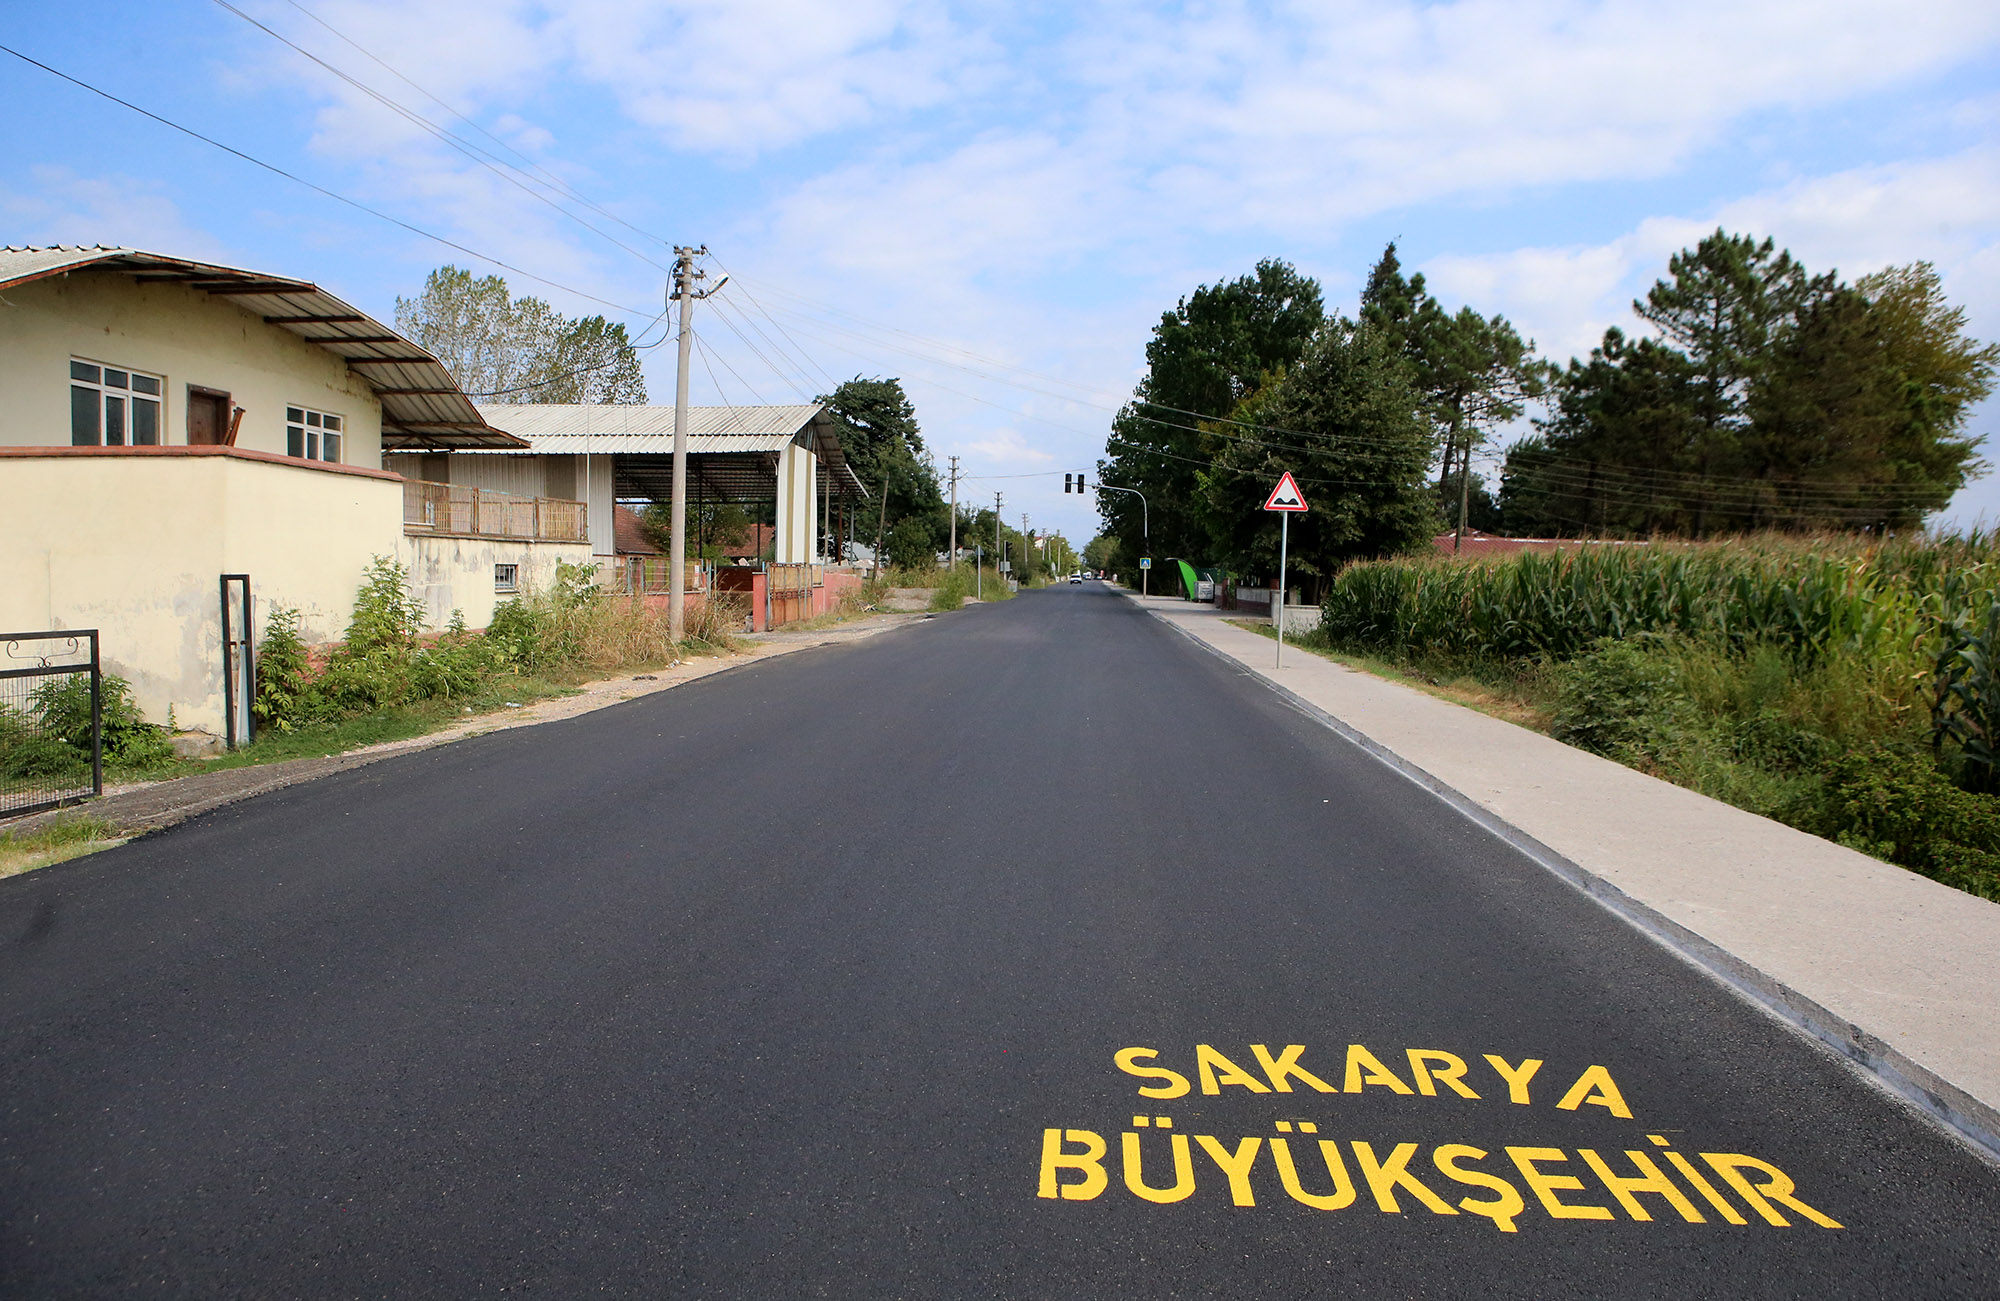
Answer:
(1263, 471, 1308, 512)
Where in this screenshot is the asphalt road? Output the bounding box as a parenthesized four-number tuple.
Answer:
(2, 583, 1997, 1296)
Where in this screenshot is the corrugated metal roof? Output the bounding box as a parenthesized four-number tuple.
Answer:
(471, 402, 868, 499)
(0, 246, 525, 451)
(459, 431, 799, 456)
(472, 403, 824, 440)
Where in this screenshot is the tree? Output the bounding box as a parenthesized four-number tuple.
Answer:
(394, 265, 646, 403)
(1501, 327, 1703, 536)
(1502, 237, 1994, 537)
(1194, 318, 1439, 596)
(1358, 243, 1545, 545)
(1097, 260, 1324, 567)
(642, 497, 750, 562)
(1082, 534, 1121, 574)
(1629, 230, 1823, 530)
(819, 377, 948, 564)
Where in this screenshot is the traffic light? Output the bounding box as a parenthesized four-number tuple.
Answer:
(1064, 473, 1087, 493)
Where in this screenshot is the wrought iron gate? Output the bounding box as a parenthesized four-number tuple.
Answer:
(0, 629, 101, 817)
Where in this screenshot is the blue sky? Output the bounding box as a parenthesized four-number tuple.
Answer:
(5, 0, 1999, 546)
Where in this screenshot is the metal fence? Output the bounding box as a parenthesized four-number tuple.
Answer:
(402, 480, 589, 543)
(0, 630, 101, 818)
(609, 556, 709, 595)
(766, 563, 825, 595)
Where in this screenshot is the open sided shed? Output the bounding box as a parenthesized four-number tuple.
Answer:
(390, 403, 868, 561)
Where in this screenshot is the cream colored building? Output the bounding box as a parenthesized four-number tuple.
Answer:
(384, 403, 869, 565)
(0, 246, 589, 743)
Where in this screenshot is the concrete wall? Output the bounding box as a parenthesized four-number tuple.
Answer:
(776, 443, 818, 564)
(0, 448, 585, 736)
(399, 534, 595, 630)
(0, 449, 402, 734)
(0, 269, 383, 465)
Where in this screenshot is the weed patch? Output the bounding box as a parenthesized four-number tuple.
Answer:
(0, 814, 124, 878)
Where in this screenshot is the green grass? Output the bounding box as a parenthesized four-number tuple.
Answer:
(103, 672, 583, 784)
(0, 814, 125, 877)
(1226, 619, 1557, 730)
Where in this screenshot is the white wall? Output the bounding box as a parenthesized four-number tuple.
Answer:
(400, 534, 595, 629)
(0, 270, 384, 465)
(0, 451, 402, 734)
(775, 443, 818, 564)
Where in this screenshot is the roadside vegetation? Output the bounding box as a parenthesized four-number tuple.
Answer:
(862, 565, 1017, 611)
(1277, 532, 2000, 901)
(4, 558, 746, 795)
(0, 814, 125, 878)
(251, 557, 739, 736)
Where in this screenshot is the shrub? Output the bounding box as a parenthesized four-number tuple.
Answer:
(26, 672, 172, 767)
(1814, 747, 2000, 901)
(344, 555, 426, 654)
(929, 569, 971, 612)
(253, 606, 325, 732)
(0, 707, 82, 781)
(1550, 636, 1686, 757)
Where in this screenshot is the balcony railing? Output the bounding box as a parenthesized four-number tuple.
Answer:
(403, 480, 587, 543)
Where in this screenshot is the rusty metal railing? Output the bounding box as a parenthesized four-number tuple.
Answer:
(610, 557, 708, 594)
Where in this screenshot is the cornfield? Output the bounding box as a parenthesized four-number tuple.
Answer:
(1319, 535, 2000, 665)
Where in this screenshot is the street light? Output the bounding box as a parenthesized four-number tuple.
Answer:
(1095, 483, 1148, 597)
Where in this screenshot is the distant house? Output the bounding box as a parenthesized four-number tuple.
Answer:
(0, 245, 590, 743)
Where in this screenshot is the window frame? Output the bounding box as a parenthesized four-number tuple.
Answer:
(494, 563, 520, 594)
(285, 404, 346, 464)
(70, 357, 164, 447)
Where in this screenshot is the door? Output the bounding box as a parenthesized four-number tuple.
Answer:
(188, 388, 230, 445)
(220, 575, 253, 748)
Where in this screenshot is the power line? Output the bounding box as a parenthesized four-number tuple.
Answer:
(276, 0, 673, 253)
(208, 0, 672, 275)
(0, 42, 655, 319)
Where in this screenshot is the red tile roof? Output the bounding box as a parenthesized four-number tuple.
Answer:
(614, 505, 659, 554)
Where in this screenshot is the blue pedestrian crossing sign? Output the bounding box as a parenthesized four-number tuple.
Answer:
(1139, 558, 1152, 569)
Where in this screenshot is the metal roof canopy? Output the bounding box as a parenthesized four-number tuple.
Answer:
(470, 403, 870, 503)
(0, 246, 525, 450)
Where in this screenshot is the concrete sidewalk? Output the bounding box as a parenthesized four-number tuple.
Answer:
(1131, 592, 2000, 1161)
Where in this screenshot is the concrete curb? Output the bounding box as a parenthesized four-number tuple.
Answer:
(1146, 600, 2000, 1167)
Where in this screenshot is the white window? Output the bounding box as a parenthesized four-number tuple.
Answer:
(71, 358, 163, 446)
(286, 405, 344, 463)
(494, 564, 519, 593)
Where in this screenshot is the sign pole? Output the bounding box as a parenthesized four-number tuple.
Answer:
(1262, 470, 1306, 668)
(1277, 511, 1288, 669)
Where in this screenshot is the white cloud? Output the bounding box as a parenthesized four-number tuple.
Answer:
(963, 426, 1056, 467)
(1422, 146, 2000, 366)
(0, 166, 230, 261)
(557, 0, 984, 155)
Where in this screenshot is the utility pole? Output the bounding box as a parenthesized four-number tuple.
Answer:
(1455, 432, 1473, 554)
(667, 244, 721, 644)
(872, 469, 891, 580)
(994, 493, 1003, 587)
(1022, 513, 1031, 585)
(947, 455, 960, 570)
